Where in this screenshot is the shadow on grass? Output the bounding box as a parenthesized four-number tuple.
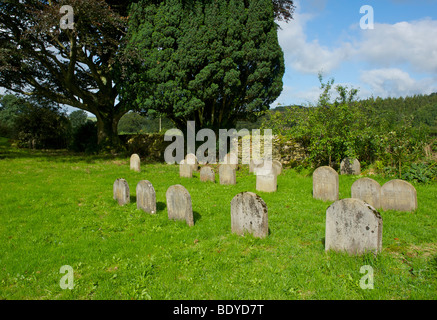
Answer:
(193, 211, 201, 224)
(156, 201, 166, 212)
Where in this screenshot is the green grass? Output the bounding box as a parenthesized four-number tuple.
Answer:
(0, 139, 436, 300)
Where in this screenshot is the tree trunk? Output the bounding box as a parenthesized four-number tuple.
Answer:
(95, 110, 125, 152)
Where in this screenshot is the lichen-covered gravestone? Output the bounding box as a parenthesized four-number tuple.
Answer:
(166, 185, 194, 226)
(381, 179, 417, 212)
(199, 166, 215, 182)
(136, 180, 156, 214)
(231, 192, 268, 238)
(130, 154, 141, 172)
(313, 166, 339, 201)
(255, 167, 277, 193)
(219, 165, 236, 185)
(113, 178, 130, 206)
(179, 159, 193, 178)
(340, 157, 361, 175)
(351, 177, 381, 209)
(325, 198, 383, 255)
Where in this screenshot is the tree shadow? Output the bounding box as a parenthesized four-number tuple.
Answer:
(193, 211, 201, 224)
(156, 201, 166, 212)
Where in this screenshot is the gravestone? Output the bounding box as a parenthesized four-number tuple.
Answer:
(166, 185, 194, 227)
(199, 166, 215, 182)
(256, 168, 277, 193)
(136, 180, 156, 214)
(179, 159, 193, 178)
(340, 157, 361, 175)
(219, 165, 236, 185)
(272, 160, 282, 175)
(230, 192, 268, 238)
(351, 178, 381, 209)
(249, 158, 264, 173)
(185, 153, 198, 172)
(325, 198, 383, 255)
(313, 166, 339, 201)
(113, 178, 130, 206)
(381, 179, 417, 212)
(222, 153, 238, 170)
(130, 154, 141, 172)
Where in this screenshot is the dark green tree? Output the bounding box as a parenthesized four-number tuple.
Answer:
(122, 0, 287, 133)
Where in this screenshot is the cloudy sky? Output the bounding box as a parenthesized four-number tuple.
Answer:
(274, 0, 437, 107)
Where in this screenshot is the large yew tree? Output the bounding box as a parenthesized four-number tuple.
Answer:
(0, 0, 132, 150)
(122, 0, 292, 133)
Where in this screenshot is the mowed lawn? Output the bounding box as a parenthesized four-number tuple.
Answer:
(0, 138, 436, 300)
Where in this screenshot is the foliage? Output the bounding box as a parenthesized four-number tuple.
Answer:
(69, 110, 89, 131)
(68, 120, 98, 153)
(123, 0, 285, 133)
(401, 162, 437, 184)
(118, 112, 174, 134)
(0, 94, 28, 137)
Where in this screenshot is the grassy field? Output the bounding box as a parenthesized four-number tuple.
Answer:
(0, 137, 436, 300)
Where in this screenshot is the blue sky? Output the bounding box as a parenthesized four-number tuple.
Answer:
(274, 0, 437, 106)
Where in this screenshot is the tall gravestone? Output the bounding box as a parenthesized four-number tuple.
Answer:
(222, 153, 238, 170)
(351, 177, 381, 209)
(340, 157, 361, 175)
(185, 153, 198, 172)
(231, 192, 268, 238)
(325, 198, 383, 255)
(200, 166, 215, 182)
(166, 185, 194, 227)
(381, 179, 417, 212)
(179, 159, 193, 178)
(136, 180, 156, 214)
(256, 168, 277, 193)
(219, 165, 236, 185)
(313, 166, 339, 201)
(130, 154, 141, 172)
(113, 178, 130, 206)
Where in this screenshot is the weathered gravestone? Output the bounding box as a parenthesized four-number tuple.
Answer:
(166, 185, 194, 227)
(199, 166, 215, 182)
(136, 180, 156, 214)
(179, 159, 193, 178)
(381, 179, 417, 212)
(219, 165, 236, 185)
(222, 153, 238, 170)
(351, 177, 381, 209)
(272, 160, 282, 175)
(130, 154, 141, 172)
(231, 192, 268, 238)
(325, 198, 383, 255)
(313, 166, 339, 201)
(249, 158, 264, 173)
(185, 153, 198, 172)
(113, 178, 130, 206)
(340, 157, 361, 175)
(255, 168, 277, 193)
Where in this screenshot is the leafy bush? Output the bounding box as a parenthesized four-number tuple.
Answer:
(402, 162, 437, 184)
(69, 121, 98, 153)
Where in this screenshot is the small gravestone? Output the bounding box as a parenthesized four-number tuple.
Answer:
(256, 168, 277, 193)
(179, 159, 193, 178)
(219, 165, 236, 185)
(130, 154, 141, 172)
(272, 160, 282, 175)
(200, 166, 215, 182)
(166, 185, 194, 226)
(222, 153, 238, 170)
(231, 192, 268, 238)
(351, 178, 381, 209)
(381, 179, 417, 212)
(325, 198, 383, 255)
(185, 153, 198, 172)
(113, 178, 130, 206)
(340, 157, 361, 175)
(136, 180, 156, 214)
(313, 166, 339, 201)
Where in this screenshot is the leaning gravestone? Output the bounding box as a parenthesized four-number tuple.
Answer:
(130, 154, 141, 172)
(185, 153, 198, 172)
(166, 185, 194, 227)
(381, 179, 417, 212)
(340, 157, 361, 175)
(313, 166, 339, 201)
(351, 177, 381, 209)
(199, 166, 215, 182)
(231, 192, 268, 238)
(136, 180, 156, 214)
(325, 198, 383, 255)
(179, 159, 193, 178)
(256, 168, 277, 193)
(219, 165, 236, 185)
(113, 178, 130, 206)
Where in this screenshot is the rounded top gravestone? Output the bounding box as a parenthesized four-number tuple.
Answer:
(231, 192, 268, 238)
(340, 157, 361, 175)
(351, 177, 381, 209)
(136, 180, 156, 214)
(381, 179, 417, 212)
(166, 184, 194, 227)
(113, 178, 130, 206)
(199, 166, 215, 182)
(313, 166, 339, 201)
(130, 154, 141, 172)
